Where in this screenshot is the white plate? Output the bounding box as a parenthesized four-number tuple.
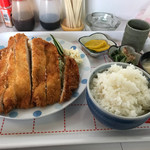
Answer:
(0, 32, 91, 120)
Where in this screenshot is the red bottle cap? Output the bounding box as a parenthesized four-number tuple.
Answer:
(0, 0, 11, 8)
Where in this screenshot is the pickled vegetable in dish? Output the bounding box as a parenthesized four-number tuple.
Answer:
(111, 47, 136, 64)
(84, 39, 110, 52)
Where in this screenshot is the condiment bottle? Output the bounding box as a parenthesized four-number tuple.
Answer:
(0, 0, 13, 27)
(39, 0, 60, 30)
(12, 0, 35, 31)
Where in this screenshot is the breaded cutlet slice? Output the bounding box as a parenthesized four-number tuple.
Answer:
(0, 48, 10, 113)
(3, 50, 17, 113)
(60, 56, 79, 103)
(45, 42, 61, 105)
(2, 36, 17, 114)
(15, 34, 31, 109)
(31, 38, 47, 107)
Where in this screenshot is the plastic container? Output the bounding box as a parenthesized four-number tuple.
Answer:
(12, 0, 35, 31)
(39, 0, 60, 30)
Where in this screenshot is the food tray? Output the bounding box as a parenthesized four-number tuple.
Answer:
(0, 31, 150, 149)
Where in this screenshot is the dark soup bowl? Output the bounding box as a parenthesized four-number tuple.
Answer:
(140, 51, 150, 74)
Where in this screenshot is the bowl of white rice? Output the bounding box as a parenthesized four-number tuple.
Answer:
(86, 62, 150, 130)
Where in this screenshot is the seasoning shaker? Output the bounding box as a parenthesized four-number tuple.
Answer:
(0, 0, 13, 27)
(12, 0, 35, 31)
(39, 0, 61, 30)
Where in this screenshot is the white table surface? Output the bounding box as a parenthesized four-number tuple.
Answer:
(1, 21, 150, 150)
(5, 142, 150, 150)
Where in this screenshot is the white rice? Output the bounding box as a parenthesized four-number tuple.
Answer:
(90, 64, 150, 117)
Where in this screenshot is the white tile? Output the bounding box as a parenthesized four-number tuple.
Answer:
(0, 117, 4, 134)
(122, 142, 150, 150)
(83, 118, 150, 136)
(34, 110, 64, 132)
(65, 105, 95, 131)
(0, 117, 3, 126)
(10, 143, 122, 150)
(95, 118, 112, 130)
(2, 119, 33, 134)
(88, 54, 106, 69)
(134, 122, 150, 130)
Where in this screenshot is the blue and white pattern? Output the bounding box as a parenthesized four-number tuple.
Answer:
(2, 35, 91, 120)
(0, 45, 5, 49)
(9, 111, 18, 118)
(31, 36, 37, 40)
(72, 91, 79, 98)
(59, 40, 65, 45)
(81, 79, 87, 84)
(46, 37, 51, 41)
(80, 54, 85, 58)
(33, 110, 42, 117)
(84, 66, 90, 71)
(70, 46, 77, 50)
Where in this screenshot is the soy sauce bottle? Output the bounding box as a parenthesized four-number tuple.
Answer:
(12, 0, 35, 31)
(40, 0, 60, 30)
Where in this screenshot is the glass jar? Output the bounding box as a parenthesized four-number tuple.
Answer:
(39, 0, 60, 30)
(12, 0, 35, 31)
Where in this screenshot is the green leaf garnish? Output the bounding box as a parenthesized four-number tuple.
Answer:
(50, 34, 64, 57)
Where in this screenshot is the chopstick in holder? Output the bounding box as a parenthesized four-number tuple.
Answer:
(67, 0, 76, 28)
(75, 0, 83, 27)
(72, 0, 77, 25)
(64, 0, 71, 27)
(64, 0, 83, 28)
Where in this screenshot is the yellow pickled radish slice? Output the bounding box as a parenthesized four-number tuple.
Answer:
(85, 40, 107, 49)
(91, 45, 110, 52)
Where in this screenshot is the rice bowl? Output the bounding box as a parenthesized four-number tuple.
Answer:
(90, 64, 150, 117)
(86, 62, 150, 130)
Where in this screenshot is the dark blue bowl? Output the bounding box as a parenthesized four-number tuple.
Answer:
(86, 62, 150, 130)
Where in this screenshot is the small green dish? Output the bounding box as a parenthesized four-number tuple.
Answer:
(108, 45, 141, 65)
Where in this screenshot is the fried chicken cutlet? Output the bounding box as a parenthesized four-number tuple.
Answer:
(3, 37, 17, 113)
(31, 38, 47, 107)
(60, 56, 79, 103)
(0, 33, 80, 114)
(31, 38, 61, 106)
(45, 42, 61, 105)
(15, 34, 31, 109)
(0, 48, 10, 113)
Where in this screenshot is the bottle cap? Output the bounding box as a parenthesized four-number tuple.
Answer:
(0, 0, 11, 8)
